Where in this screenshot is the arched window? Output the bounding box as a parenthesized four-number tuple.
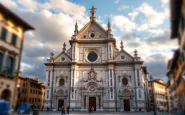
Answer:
(122, 78, 128, 85)
(59, 79, 65, 86)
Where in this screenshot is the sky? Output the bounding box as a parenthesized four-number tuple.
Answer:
(0, 0, 178, 83)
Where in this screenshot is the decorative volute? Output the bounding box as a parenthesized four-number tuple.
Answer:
(90, 5, 96, 21)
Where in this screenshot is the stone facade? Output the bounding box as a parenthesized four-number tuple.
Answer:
(44, 6, 146, 111)
(0, 3, 33, 109)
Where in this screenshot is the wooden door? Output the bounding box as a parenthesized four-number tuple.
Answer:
(124, 99, 130, 111)
(58, 100, 64, 110)
(89, 97, 96, 111)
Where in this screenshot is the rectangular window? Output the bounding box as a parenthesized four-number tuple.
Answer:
(1, 27, 7, 40)
(7, 56, 14, 75)
(48, 71, 50, 81)
(11, 33, 17, 46)
(137, 70, 140, 79)
(138, 82, 140, 86)
(0, 53, 3, 72)
(139, 90, 141, 98)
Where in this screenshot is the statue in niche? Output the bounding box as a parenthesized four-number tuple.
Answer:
(88, 66, 97, 80)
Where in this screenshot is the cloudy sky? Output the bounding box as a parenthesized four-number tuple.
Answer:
(0, 0, 178, 83)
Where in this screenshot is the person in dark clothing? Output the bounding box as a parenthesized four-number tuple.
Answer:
(47, 107, 49, 111)
(61, 106, 64, 115)
(67, 106, 70, 115)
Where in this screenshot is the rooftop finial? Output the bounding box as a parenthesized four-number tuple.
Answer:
(108, 18, 111, 31)
(134, 49, 138, 57)
(74, 20, 78, 35)
(90, 5, 96, 21)
(120, 41, 124, 51)
(62, 42, 66, 52)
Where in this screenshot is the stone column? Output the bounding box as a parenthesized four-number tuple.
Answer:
(120, 98, 123, 111)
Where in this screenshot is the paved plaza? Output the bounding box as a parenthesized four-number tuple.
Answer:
(14, 111, 179, 115)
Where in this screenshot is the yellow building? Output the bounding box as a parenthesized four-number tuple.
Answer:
(16, 76, 45, 110)
(148, 79, 167, 111)
(0, 3, 34, 109)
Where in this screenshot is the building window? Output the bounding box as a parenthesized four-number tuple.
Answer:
(138, 82, 140, 86)
(121, 55, 125, 60)
(87, 51, 98, 62)
(59, 79, 65, 86)
(61, 57, 65, 61)
(11, 33, 17, 46)
(122, 78, 128, 85)
(1, 27, 7, 40)
(139, 90, 141, 99)
(0, 52, 3, 72)
(30, 89, 32, 93)
(7, 56, 15, 75)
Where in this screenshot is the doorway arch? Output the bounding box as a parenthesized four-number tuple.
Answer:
(1, 89, 11, 100)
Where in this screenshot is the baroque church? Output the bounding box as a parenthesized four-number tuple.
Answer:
(44, 6, 146, 111)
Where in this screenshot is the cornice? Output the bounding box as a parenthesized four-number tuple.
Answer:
(44, 61, 143, 66)
(69, 38, 116, 44)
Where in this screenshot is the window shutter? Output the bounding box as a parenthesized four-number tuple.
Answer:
(5, 55, 9, 74)
(13, 57, 17, 75)
(0, 53, 4, 72)
(1, 28, 7, 40)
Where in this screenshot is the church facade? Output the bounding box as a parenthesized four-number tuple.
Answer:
(44, 6, 146, 111)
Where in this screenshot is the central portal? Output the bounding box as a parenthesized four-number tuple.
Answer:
(124, 99, 130, 111)
(58, 100, 64, 110)
(89, 97, 96, 111)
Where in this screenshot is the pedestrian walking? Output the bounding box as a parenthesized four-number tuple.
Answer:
(91, 106, 94, 113)
(67, 106, 70, 115)
(64, 106, 66, 115)
(61, 106, 64, 115)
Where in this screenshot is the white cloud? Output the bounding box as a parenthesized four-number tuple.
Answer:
(0, 0, 17, 7)
(112, 15, 137, 32)
(17, 0, 38, 11)
(127, 2, 170, 32)
(128, 10, 139, 21)
(118, 5, 129, 11)
(162, 0, 169, 4)
(21, 62, 33, 72)
(137, 3, 169, 29)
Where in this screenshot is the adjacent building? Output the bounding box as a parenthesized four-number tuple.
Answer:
(166, 82, 173, 112)
(0, 3, 34, 109)
(148, 79, 167, 111)
(167, 59, 179, 111)
(168, 0, 185, 112)
(16, 76, 45, 110)
(44, 6, 146, 111)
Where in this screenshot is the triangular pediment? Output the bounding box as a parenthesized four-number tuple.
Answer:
(77, 20, 108, 39)
(114, 50, 134, 61)
(54, 52, 71, 63)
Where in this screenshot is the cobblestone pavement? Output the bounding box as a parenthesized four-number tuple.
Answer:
(14, 111, 179, 115)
